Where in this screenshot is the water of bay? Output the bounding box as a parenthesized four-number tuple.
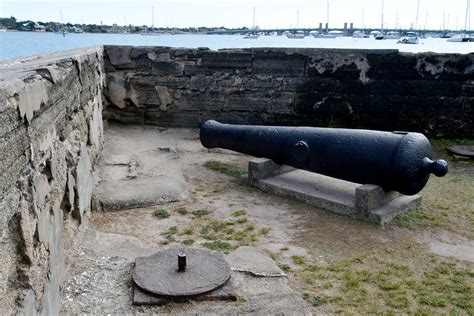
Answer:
(0, 31, 472, 61)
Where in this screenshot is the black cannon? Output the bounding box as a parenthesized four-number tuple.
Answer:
(200, 120, 448, 196)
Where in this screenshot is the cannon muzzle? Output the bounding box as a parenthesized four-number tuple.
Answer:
(200, 120, 448, 195)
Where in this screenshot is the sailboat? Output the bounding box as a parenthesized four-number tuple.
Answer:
(243, 6, 259, 39)
(447, 0, 471, 42)
(312, 1, 335, 38)
(287, 9, 305, 38)
(375, 0, 385, 39)
(398, 0, 420, 44)
(54, 10, 67, 37)
(141, 6, 160, 36)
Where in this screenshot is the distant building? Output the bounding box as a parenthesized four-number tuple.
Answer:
(34, 24, 46, 32)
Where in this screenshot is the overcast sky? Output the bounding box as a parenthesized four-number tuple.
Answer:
(0, 0, 471, 30)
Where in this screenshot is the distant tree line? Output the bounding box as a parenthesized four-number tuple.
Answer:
(0, 16, 234, 33)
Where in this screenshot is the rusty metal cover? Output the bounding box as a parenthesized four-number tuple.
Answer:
(133, 248, 231, 296)
(447, 145, 474, 158)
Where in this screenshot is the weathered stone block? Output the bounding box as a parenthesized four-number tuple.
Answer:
(202, 111, 264, 125)
(104, 106, 145, 125)
(135, 89, 159, 106)
(179, 92, 224, 111)
(146, 111, 202, 127)
(199, 51, 252, 69)
(268, 92, 295, 114)
(252, 51, 306, 77)
(151, 61, 184, 76)
(104, 45, 135, 69)
(399, 80, 462, 97)
(282, 77, 340, 93)
(366, 52, 421, 80)
(225, 91, 272, 112)
(242, 77, 281, 91)
(293, 92, 327, 114)
(415, 54, 474, 80)
(190, 75, 216, 92)
(461, 81, 474, 95)
(155, 77, 191, 89)
(184, 64, 248, 76)
(340, 79, 400, 95)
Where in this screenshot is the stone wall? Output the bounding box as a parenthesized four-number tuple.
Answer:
(103, 46, 473, 138)
(0, 47, 105, 314)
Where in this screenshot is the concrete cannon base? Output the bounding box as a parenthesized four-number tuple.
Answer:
(247, 158, 421, 225)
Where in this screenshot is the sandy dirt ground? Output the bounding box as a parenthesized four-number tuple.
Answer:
(61, 124, 473, 314)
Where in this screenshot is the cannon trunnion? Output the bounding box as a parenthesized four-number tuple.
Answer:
(200, 120, 447, 196)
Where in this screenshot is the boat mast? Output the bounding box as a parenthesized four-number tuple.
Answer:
(424, 11, 428, 31)
(464, 0, 470, 32)
(443, 11, 446, 32)
(60, 10, 65, 37)
(152, 5, 154, 31)
(252, 6, 256, 29)
(396, 10, 400, 30)
(326, 0, 329, 30)
(362, 8, 365, 29)
(415, 0, 420, 30)
(297, 9, 299, 29)
(381, 0, 384, 32)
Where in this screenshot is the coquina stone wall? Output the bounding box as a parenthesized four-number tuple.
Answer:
(103, 45, 473, 138)
(0, 47, 105, 314)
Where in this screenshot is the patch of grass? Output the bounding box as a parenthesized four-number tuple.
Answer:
(192, 209, 212, 217)
(153, 209, 170, 219)
(206, 220, 227, 232)
(203, 240, 231, 251)
(182, 239, 195, 246)
(181, 227, 194, 235)
(304, 275, 315, 285)
(269, 252, 278, 260)
(245, 223, 255, 231)
(377, 278, 401, 291)
(236, 296, 247, 303)
(383, 290, 410, 308)
(236, 217, 248, 224)
(292, 251, 474, 315)
(203, 160, 247, 177)
(161, 233, 176, 245)
(260, 227, 271, 235)
(166, 226, 178, 234)
(279, 264, 291, 272)
(394, 208, 442, 228)
(231, 230, 247, 241)
(291, 256, 306, 265)
(232, 210, 248, 217)
(312, 296, 327, 306)
(175, 207, 188, 215)
(280, 246, 289, 251)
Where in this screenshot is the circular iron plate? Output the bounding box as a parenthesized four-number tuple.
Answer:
(133, 248, 231, 296)
(447, 145, 474, 158)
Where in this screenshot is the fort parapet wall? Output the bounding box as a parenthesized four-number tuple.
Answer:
(103, 46, 473, 138)
(0, 47, 104, 314)
(0, 45, 472, 314)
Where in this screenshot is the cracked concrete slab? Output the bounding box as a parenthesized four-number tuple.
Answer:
(226, 246, 286, 277)
(93, 125, 194, 211)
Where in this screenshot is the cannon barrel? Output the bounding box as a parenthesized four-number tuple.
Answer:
(200, 120, 448, 195)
